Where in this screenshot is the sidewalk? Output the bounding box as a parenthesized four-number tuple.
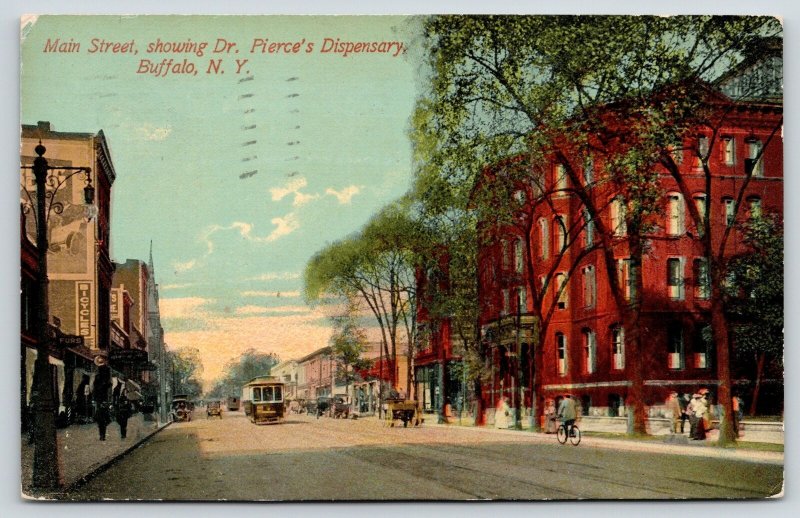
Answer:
(424, 420, 784, 466)
(21, 413, 169, 497)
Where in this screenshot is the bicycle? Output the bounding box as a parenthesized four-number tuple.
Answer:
(556, 422, 581, 445)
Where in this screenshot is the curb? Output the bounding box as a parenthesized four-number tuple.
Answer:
(423, 421, 784, 465)
(64, 420, 172, 494)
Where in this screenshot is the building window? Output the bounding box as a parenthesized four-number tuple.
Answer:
(501, 239, 510, 271)
(514, 238, 524, 274)
(582, 265, 596, 308)
(667, 193, 684, 236)
(696, 135, 709, 168)
(513, 189, 526, 205)
(555, 163, 568, 193)
(555, 215, 568, 253)
(694, 194, 707, 237)
(723, 197, 736, 227)
(516, 286, 527, 315)
(748, 197, 762, 219)
(617, 258, 636, 301)
(583, 157, 594, 186)
(722, 136, 736, 166)
(538, 218, 549, 260)
(611, 197, 627, 237)
(501, 289, 510, 316)
(556, 333, 568, 376)
(583, 330, 596, 374)
(747, 140, 764, 177)
(667, 257, 685, 300)
(693, 258, 710, 299)
(555, 272, 568, 309)
(667, 324, 684, 370)
(583, 209, 594, 248)
(612, 326, 625, 370)
(694, 325, 712, 369)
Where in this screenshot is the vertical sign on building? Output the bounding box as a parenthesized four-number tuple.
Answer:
(110, 288, 122, 326)
(76, 281, 94, 348)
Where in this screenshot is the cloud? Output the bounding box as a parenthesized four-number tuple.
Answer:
(159, 297, 214, 319)
(161, 283, 194, 290)
(325, 185, 362, 204)
(265, 214, 300, 242)
(270, 178, 307, 201)
(292, 192, 320, 207)
(234, 305, 311, 315)
(173, 259, 197, 273)
(249, 272, 301, 281)
(136, 124, 172, 141)
(241, 290, 301, 298)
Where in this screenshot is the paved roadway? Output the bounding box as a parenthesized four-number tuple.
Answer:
(67, 407, 783, 501)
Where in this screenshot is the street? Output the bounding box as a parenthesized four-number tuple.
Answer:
(68, 407, 783, 501)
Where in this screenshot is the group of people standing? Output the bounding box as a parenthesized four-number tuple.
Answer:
(666, 389, 743, 440)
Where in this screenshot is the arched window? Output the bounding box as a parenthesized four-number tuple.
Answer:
(693, 194, 707, 237)
(555, 163, 568, 193)
(667, 193, 684, 236)
(555, 215, 567, 253)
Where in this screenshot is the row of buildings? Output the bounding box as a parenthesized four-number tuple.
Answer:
(21, 122, 172, 431)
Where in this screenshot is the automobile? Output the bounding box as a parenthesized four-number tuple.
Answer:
(332, 396, 351, 419)
(171, 395, 192, 422)
(206, 400, 222, 419)
(316, 396, 331, 416)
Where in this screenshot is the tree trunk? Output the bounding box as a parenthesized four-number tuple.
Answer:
(710, 298, 737, 445)
(749, 351, 765, 417)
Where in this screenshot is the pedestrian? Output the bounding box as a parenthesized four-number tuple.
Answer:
(692, 393, 708, 440)
(687, 393, 700, 439)
(544, 399, 557, 434)
(495, 397, 511, 429)
(557, 394, 578, 437)
(96, 401, 111, 441)
(679, 393, 691, 433)
(666, 391, 681, 434)
(731, 395, 741, 437)
(116, 391, 133, 439)
(93, 367, 111, 441)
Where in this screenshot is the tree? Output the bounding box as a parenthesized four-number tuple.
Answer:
(208, 348, 280, 399)
(725, 214, 783, 415)
(169, 347, 204, 400)
(411, 15, 781, 437)
(329, 301, 372, 397)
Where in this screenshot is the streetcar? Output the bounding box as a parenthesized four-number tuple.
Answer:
(226, 396, 240, 411)
(242, 376, 285, 424)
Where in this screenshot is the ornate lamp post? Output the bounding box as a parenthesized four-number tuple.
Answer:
(22, 142, 93, 491)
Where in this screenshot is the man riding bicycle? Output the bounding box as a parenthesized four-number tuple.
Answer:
(557, 394, 578, 437)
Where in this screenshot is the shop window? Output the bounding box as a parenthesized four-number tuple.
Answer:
(556, 333, 568, 376)
(667, 258, 685, 300)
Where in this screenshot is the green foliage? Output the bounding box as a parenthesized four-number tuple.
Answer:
(725, 214, 784, 364)
(329, 302, 373, 386)
(169, 347, 204, 400)
(207, 348, 280, 399)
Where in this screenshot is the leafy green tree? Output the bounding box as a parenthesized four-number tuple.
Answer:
(208, 348, 280, 399)
(169, 347, 204, 400)
(725, 214, 783, 416)
(411, 14, 780, 438)
(329, 301, 373, 397)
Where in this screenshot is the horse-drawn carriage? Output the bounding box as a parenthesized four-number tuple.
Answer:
(383, 398, 423, 427)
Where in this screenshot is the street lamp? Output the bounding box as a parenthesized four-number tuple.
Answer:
(21, 142, 93, 491)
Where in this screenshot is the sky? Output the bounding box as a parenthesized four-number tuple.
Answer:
(20, 15, 422, 388)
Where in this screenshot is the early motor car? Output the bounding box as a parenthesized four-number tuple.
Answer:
(206, 400, 222, 419)
(171, 395, 192, 422)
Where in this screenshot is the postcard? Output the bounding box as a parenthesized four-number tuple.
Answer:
(19, 14, 784, 501)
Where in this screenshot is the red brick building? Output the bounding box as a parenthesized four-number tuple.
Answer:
(472, 44, 782, 423)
